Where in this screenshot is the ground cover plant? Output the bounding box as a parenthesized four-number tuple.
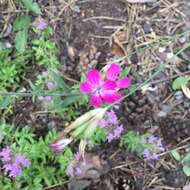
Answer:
(0, 0, 190, 190)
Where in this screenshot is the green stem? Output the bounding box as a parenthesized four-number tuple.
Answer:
(0, 29, 189, 98)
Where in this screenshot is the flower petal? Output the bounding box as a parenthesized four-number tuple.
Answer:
(102, 80, 117, 90)
(106, 64, 121, 81)
(80, 82, 93, 93)
(90, 95, 103, 107)
(102, 90, 122, 103)
(117, 77, 132, 88)
(87, 69, 102, 87)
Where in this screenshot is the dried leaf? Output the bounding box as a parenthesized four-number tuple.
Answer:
(79, 139, 87, 159)
(67, 46, 76, 61)
(181, 85, 190, 99)
(111, 34, 126, 57)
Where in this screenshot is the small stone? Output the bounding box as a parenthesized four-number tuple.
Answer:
(179, 37, 186, 44)
(167, 52, 174, 59)
(174, 91, 184, 100)
(158, 47, 166, 53)
(143, 22, 151, 34)
(183, 101, 190, 108)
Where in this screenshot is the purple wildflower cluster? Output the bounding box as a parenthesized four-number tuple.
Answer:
(142, 134, 165, 161)
(66, 152, 83, 176)
(0, 146, 30, 178)
(99, 110, 124, 142)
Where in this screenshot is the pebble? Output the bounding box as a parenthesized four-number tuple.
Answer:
(179, 37, 186, 44)
(183, 101, 190, 108)
(174, 91, 184, 100)
(158, 47, 166, 53)
(143, 21, 151, 34)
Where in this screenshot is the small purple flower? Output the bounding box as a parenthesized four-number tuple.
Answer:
(15, 155, 30, 168)
(99, 119, 107, 128)
(143, 149, 150, 159)
(107, 133, 114, 143)
(35, 17, 47, 30)
(156, 140, 165, 151)
(148, 135, 157, 143)
(0, 147, 11, 162)
(49, 138, 72, 154)
(44, 96, 52, 101)
(46, 82, 57, 90)
(74, 152, 81, 162)
(66, 166, 74, 175)
(150, 154, 158, 160)
(107, 110, 118, 124)
(114, 125, 124, 139)
(8, 163, 22, 178)
(75, 167, 82, 175)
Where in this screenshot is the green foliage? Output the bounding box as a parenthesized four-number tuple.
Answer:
(0, 48, 31, 109)
(21, 0, 41, 14)
(13, 15, 30, 53)
(0, 123, 73, 189)
(90, 127, 106, 146)
(171, 150, 190, 176)
(34, 69, 82, 121)
(32, 27, 60, 68)
(0, 48, 31, 90)
(120, 131, 149, 156)
(172, 76, 190, 90)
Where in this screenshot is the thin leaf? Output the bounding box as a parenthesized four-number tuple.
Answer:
(111, 34, 126, 58)
(13, 15, 30, 32)
(182, 153, 190, 164)
(171, 150, 181, 161)
(21, 0, 41, 14)
(183, 165, 190, 176)
(0, 96, 14, 109)
(50, 71, 70, 92)
(62, 94, 82, 107)
(15, 31, 28, 53)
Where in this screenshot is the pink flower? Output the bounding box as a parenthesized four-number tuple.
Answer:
(80, 64, 131, 107)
